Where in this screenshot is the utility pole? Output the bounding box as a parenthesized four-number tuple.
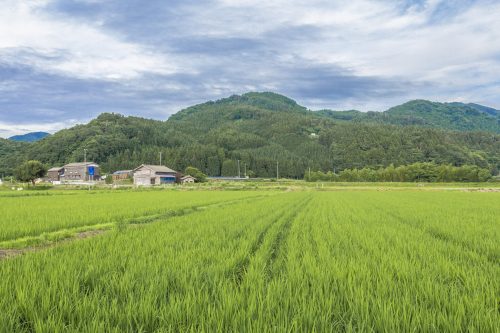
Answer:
(244, 163, 247, 178)
(309, 167, 311, 179)
(160, 152, 162, 166)
(84, 148, 87, 181)
(276, 161, 279, 180)
(237, 160, 241, 178)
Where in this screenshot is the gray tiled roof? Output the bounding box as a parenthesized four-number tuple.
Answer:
(135, 164, 177, 173)
(63, 162, 98, 167)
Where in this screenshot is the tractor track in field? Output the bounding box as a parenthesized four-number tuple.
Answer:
(265, 195, 313, 280)
(231, 218, 277, 285)
(0, 229, 108, 260)
(230, 195, 313, 286)
(230, 199, 301, 285)
(0, 195, 273, 262)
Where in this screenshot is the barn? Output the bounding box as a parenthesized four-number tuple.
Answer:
(133, 164, 178, 186)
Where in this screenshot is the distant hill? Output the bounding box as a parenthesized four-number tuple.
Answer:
(1, 92, 499, 177)
(317, 100, 500, 133)
(9, 132, 50, 142)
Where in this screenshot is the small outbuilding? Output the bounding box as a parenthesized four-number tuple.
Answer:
(47, 167, 64, 182)
(133, 164, 178, 186)
(180, 175, 196, 184)
(112, 170, 132, 181)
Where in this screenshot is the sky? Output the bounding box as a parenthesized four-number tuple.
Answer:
(1, 0, 500, 137)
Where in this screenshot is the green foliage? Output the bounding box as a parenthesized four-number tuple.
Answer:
(318, 100, 500, 133)
(305, 163, 492, 182)
(221, 160, 238, 176)
(184, 166, 207, 182)
(1, 93, 499, 179)
(14, 160, 47, 185)
(104, 175, 113, 185)
(0, 139, 30, 176)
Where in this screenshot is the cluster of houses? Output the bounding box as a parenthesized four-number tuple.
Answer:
(47, 163, 196, 185)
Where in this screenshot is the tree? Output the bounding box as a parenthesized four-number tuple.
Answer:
(15, 160, 47, 186)
(221, 160, 237, 177)
(184, 166, 207, 182)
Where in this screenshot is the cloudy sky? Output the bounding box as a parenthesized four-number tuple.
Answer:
(1, 0, 500, 137)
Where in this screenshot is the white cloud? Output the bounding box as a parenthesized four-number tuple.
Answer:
(199, 0, 500, 108)
(0, 0, 178, 80)
(0, 0, 499, 133)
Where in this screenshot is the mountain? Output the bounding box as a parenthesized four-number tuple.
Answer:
(1, 92, 499, 177)
(317, 100, 500, 133)
(9, 132, 50, 142)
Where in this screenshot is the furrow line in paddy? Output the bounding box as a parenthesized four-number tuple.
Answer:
(264, 194, 314, 281)
(229, 196, 305, 286)
(229, 195, 308, 286)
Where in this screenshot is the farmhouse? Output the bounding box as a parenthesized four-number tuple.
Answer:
(61, 162, 100, 181)
(181, 175, 196, 183)
(112, 170, 132, 181)
(133, 164, 178, 186)
(47, 167, 64, 182)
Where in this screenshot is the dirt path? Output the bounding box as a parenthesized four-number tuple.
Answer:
(0, 230, 107, 261)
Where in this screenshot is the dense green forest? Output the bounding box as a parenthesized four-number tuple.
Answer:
(1, 92, 499, 178)
(0, 139, 29, 176)
(318, 100, 500, 133)
(305, 163, 492, 182)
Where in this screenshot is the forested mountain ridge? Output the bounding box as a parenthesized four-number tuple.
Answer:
(1, 92, 499, 178)
(317, 99, 500, 133)
(9, 132, 50, 142)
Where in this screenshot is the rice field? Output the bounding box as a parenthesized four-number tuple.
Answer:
(0, 189, 499, 332)
(0, 190, 264, 242)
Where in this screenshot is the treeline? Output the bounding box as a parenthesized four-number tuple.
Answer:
(304, 163, 492, 182)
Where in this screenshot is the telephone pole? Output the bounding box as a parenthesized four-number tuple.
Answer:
(244, 163, 247, 178)
(160, 152, 162, 165)
(84, 148, 87, 181)
(237, 160, 241, 178)
(276, 161, 279, 180)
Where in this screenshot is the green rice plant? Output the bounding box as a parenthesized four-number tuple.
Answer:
(0, 190, 266, 242)
(0, 190, 498, 332)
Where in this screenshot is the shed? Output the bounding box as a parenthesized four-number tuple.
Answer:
(112, 170, 132, 181)
(47, 167, 64, 182)
(133, 164, 178, 186)
(180, 175, 196, 184)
